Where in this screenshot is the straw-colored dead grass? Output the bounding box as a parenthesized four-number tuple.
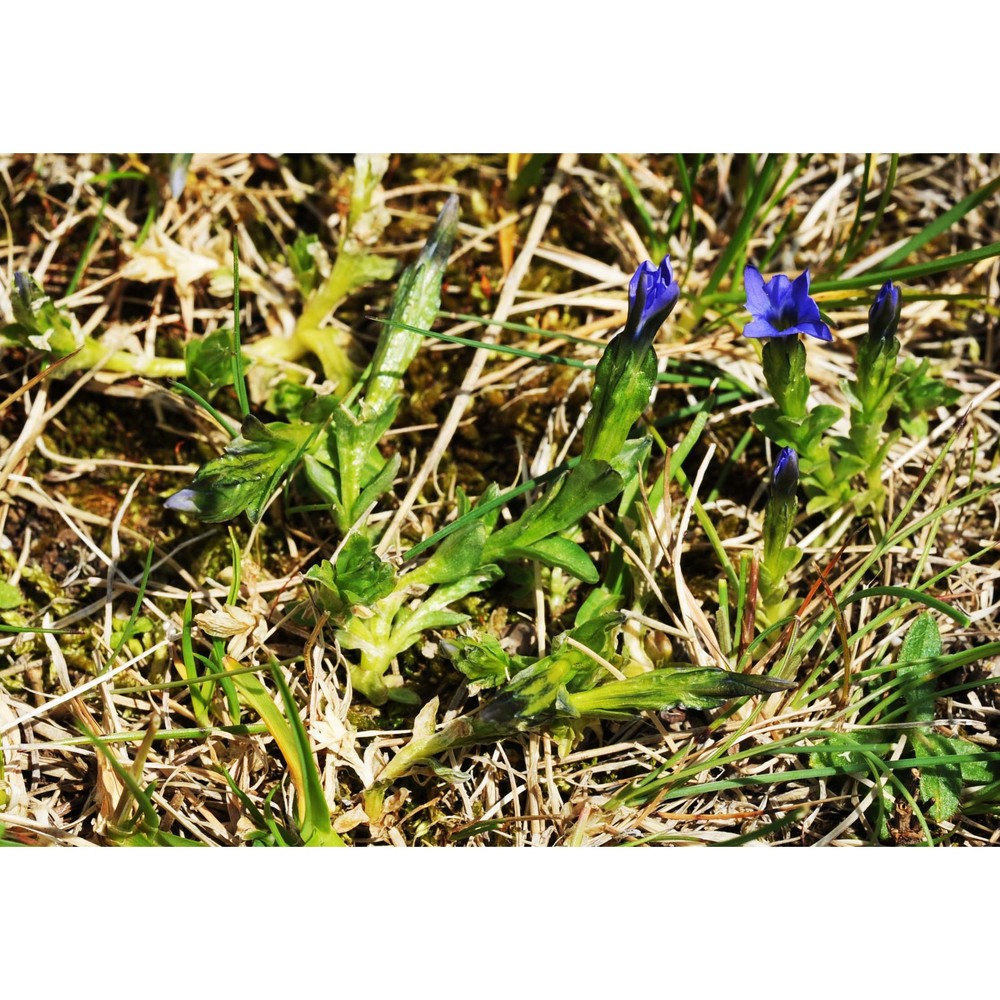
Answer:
(1, 153, 998, 845)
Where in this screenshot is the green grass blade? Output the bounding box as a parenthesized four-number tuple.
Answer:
(671, 154, 697, 255)
(0, 622, 76, 634)
(838, 586, 970, 627)
(231, 235, 250, 418)
(606, 154, 666, 258)
(179, 595, 211, 728)
(850, 153, 899, 268)
(877, 172, 1000, 272)
(67, 187, 112, 296)
(106, 544, 154, 671)
(168, 379, 240, 438)
(704, 155, 783, 297)
(840, 153, 874, 267)
(231, 661, 345, 846)
(373, 316, 591, 369)
(80, 725, 202, 845)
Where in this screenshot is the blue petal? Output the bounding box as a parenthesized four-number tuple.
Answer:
(774, 446, 798, 477)
(628, 260, 658, 303)
(795, 321, 833, 342)
(625, 256, 679, 350)
(765, 273, 792, 305)
(796, 297, 822, 323)
(164, 488, 200, 513)
(743, 318, 781, 339)
(744, 265, 769, 316)
(790, 270, 822, 321)
(772, 447, 799, 497)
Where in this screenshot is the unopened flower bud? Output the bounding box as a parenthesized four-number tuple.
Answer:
(868, 281, 901, 348)
(623, 257, 680, 354)
(771, 447, 799, 505)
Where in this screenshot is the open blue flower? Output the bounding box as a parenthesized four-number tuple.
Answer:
(624, 257, 680, 352)
(743, 265, 832, 342)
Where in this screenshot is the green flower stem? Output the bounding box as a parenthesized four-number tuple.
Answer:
(99, 349, 187, 378)
(362, 663, 794, 821)
(581, 334, 659, 463)
(248, 252, 371, 385)
(848, 342, 901, 511)
(761, 337, 809, 421)
(563, 667, 793, 715)
(339, 588, 410, 706)
(753, 336, 847, 507)
(363, 714, 508, 820)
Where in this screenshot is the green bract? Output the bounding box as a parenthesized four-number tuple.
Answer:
(164, 416, 315, 523)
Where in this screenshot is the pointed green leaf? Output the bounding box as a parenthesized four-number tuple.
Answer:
(508, 535, 599, 583)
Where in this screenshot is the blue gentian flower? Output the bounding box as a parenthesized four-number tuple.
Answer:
(868, 281, 901, 346)
(624, 257, 680, 352)
(743, 265, 832, 342)
(771, 447, 799, 503)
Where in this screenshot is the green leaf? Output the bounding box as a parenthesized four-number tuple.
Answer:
(800, 404, 844, 443)
(805, 494, 840, 515)
(184, 327, 240, 400)
(777, 544, 802, 578)
(0, 580, 23, 610)
(911, 730, 976, 824)
(507, 535, 598, 583)
(574, 584, 625, 626)
(302, 454, 345, 524)
(605, 434, 652, 483)
(288, 233, 325, 296)
(896, 612, 943, 723)
(306, 534, 395, 616)
(893, 357, 961, 427)
(406, 519, 489, 589)
(362, 196, 458, 418)
(479, 656, 576, 726)
(559, 612, 624, 662)
(445, 633, 518, 689)
(9, 272, 80, 355)
(352, 452, 401, 526)
(483, 460, 623, 563)
(563, 666, 795, 716)
(266, 381, 316, 421)
(171, 415, 315, 523)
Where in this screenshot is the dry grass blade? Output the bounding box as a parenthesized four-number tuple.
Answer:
(1, 153, 999, 848)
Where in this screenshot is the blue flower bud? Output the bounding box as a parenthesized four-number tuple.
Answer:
(868, 281, 901, 347)
(13, 271, 31, 304)
(771, 447, 799, 504)
(623, 257, 680, 353)
(163, 488, 201, 514)
(763, 447, 799, 577)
